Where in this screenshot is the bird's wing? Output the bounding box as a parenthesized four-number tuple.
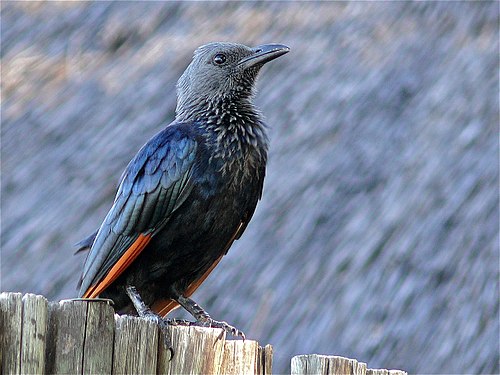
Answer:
(78, 127, 198, 298)
(74, 230, 98, 254)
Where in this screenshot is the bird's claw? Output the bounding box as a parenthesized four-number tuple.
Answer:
(194, 317, 246, 340)
(135, 310, 175, 359)
(165, 318, 192, 326)
(166, 316, 245, 340)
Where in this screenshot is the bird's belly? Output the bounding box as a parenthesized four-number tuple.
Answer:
(106, 186, 251, 312)
(149, 191, 244, 281)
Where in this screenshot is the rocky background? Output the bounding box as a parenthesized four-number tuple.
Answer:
(2, 2, 498, 373)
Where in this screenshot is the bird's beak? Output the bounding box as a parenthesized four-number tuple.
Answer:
(238, 44, 290, 69)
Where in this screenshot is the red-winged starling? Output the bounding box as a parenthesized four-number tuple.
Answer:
(76, 42, 289, 338)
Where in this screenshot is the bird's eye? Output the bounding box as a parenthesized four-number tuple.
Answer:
(213, 53, 227, 65)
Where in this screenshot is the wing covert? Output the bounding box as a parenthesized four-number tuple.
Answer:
(78, 127, 198, 297)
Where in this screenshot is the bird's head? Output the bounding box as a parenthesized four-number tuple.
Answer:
(176, 42, 289, 120)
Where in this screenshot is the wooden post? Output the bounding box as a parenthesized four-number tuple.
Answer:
(0, 293, 406, 374)
(84, 300, 115, 374)
(45, 299, 87, 374)
(291, 354, 407, 375)
(0, 293, 272, 374)
(20, 294, 48, 374)
(113, 315, 159, 374)
(0, 292, 23, 374)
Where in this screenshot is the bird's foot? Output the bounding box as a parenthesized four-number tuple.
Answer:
(174, 293, 246, 340)
(125, 286, 175, 358)
(193, 315, 246, 340)
(164, 316, 245, 339)
(165, 318, 193, 326)
(139, 310, 172, 345)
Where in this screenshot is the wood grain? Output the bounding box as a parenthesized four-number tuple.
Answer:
(20, 293, 48, 374)
(45, 299, 87, 374)
(291, 354, 406, 375)
(0, 293, 406, 374)
(0, 292, 23, 374)
(113, 314, 159, 374)
(83, 300, 115, 374)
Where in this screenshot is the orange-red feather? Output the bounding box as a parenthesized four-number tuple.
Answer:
(82, 233, 152, 298)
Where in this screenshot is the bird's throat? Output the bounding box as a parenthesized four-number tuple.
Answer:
(209, 99, 267, 158)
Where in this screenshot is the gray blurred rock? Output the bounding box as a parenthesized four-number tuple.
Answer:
(1, 2, 498, 373)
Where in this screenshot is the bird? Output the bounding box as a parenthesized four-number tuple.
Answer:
(76, 42, 290, 338)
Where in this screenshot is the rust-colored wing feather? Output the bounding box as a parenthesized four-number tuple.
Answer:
(82, 233, 152, 298)
(78, 126, 197, 298)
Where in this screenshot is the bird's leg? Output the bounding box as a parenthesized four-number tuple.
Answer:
(126, 285, 153, 316)
(125, 285, 190, 325)
(125, 285, 176, 356)
(175, 294, 246, 340)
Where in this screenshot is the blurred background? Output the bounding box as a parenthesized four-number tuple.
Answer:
(1, 2, 498, 373)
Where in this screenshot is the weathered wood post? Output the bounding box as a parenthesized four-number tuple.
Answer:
(0, 292, 271, 374)
(291, 354, 407, 375)
(1, 293, 406, 374)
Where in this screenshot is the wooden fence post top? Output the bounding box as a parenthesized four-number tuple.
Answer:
(1, 293, 406, 375)
(0, 292, 271, 374)
(291, 354, 407, 375)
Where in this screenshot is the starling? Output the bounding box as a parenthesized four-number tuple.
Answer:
(77, 42, 289, 338)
